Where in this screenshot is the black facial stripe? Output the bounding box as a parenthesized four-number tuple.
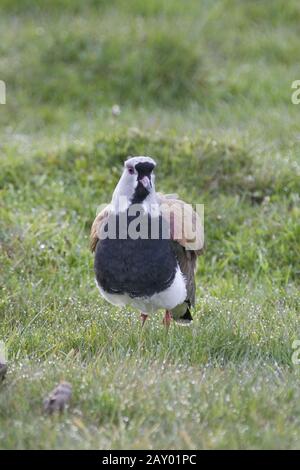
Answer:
(131, 182, 149, 204)
(135, 162, 155, 177)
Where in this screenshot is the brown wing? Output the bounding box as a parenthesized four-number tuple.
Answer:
(171, 242, 198, 306)
(90, 205, 111, 252)
(158, 193, 204, 306)
(158, 193, 204, 253)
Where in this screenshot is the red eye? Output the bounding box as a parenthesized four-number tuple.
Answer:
(128, 167, 134, 175)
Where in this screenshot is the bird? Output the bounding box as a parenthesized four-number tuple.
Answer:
(90, 156, 204, 328)
(43, 382, 72, 415)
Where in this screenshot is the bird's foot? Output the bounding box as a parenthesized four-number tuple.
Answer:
(140, 313, 148, 327)
(163, 310, 172, 329)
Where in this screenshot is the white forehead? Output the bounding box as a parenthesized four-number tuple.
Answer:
(124, 156, 156, 168)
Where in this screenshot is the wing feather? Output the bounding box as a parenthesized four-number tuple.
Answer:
(157, 192, 204, 254)
(158, 192, 204, 307)
(90, 205, 111, 252)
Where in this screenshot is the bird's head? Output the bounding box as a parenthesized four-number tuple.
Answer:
(112, 156, 157, 210)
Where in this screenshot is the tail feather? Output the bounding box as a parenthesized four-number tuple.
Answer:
(173, 305, 193, 325)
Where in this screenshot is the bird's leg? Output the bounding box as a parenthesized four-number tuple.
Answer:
(140, 313, 148, 327)
(163, 310, 172, 329)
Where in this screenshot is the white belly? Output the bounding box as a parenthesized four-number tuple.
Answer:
(97, 266, 187, 314)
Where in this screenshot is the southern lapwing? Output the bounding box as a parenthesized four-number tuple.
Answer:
(91, 156, 204, 328)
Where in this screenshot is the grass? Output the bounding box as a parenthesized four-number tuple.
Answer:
(0, 0, 299, 449)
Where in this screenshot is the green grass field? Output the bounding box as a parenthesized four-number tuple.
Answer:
(0, 0, 300, 449)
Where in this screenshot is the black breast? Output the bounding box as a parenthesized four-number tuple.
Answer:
(94, 213, 177, 298)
